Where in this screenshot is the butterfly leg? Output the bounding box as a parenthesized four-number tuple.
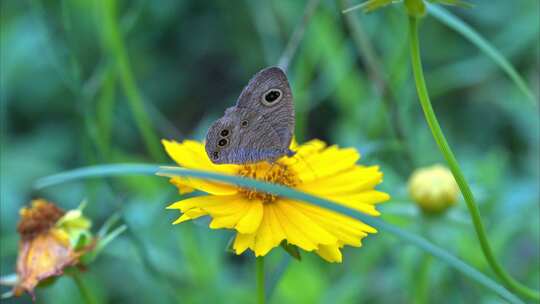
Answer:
(286, 149, 296, 158)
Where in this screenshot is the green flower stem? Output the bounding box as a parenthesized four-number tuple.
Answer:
(414, 254, 432, 304)
(414, 216, 432, 304)
(71, 272, 95, 304)
(407, 16, 540, 302)
(256, 256, 265, 304)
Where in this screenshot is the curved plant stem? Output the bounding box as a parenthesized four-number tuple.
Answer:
(71, 272, 95, 304)
(256, 257, 265, 304)
(407, 16, 540, 302)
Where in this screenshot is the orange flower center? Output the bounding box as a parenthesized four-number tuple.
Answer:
(17, 200, 65, 241)
(237, 162, 299, 204)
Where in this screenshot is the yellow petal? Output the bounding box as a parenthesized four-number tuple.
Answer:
(172, 208, 207, 224)
(200, 200, 248, 217)
(292, 200, 377, 234)
(295, 146, 360, 182)
(298, 166, 383, 195)
(166, 174, 237, 196)
(235, 201, 264, 234)
(253, 204, 285, 256)
(316, 244, 342, 263)
(162, 140, 242, 195)
(271, 202, 317, 251)
(234, 233, 255, 254)
(291, 202, 366, 246)
(278, 200, 337, 245)
(162, 139, 238, 174)
(169, 177, 195, 194)
(264, 204, 287, 247)
(281, 139, 327, 166)
(167, 195, 238, 212)
(324, 191, 390, 216)
(208, 199, 252, 230)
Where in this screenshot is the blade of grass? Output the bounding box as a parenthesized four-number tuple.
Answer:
(35, 164, 523, 303)
(97, 212, 122, 238)
(427, 5, 536, 104)
(95, 66, 117, 158)
(95, 225, 127, 256)
(245, 0, 282, 66)
(28, 0, 79, 93)
(100, 0, 165, 161)
(34, 164, 160, 189)
(277, 0, 321, 72)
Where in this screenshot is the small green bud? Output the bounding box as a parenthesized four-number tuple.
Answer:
(408, 164, 460, 214)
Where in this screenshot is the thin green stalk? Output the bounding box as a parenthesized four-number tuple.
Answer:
(414, 255, 432, 304)
(101, 0, 165, 162)
(96, 66, 117, 158)
(71, 272, 95, 304)
(407, 16, 540, 302)
(277, 0, 320, 72)
(257, 256, 265, 304)
(414, 216, 433, 304)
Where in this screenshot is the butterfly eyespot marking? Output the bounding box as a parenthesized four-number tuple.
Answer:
(261, 89, 283, 106)
(241, 120, 249, 128)
(212, 151, 219, 160)
(218, 138, 228, 147)
(220, 129, 230, 137)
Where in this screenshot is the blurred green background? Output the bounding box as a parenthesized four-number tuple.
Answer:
(1, 0, 538, 303)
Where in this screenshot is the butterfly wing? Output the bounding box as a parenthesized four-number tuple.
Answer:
(235, 66, 294, 150)
(205, 107, 289, 164)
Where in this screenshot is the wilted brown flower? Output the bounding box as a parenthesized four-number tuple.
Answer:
(12, 199, 92, 298)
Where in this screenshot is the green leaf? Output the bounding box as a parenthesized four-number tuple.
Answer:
(428, 0, 473, 9)
(73, 231, 92, 250)
(35, 164, 524, 303)
(342, 0, 394, 14)
(225, 235, 236, 253)
(281, 241, 302, 261)
(34, 164, 160, 189)
(428, 5, 536, 104)
(98, 212, 122, 239)
(98, 225, 127, 253)
(82, 224, 127, 265)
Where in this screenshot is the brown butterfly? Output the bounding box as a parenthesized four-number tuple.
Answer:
(205, 66, 295, 164)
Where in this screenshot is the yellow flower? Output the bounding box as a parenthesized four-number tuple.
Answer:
(162, 139, 390, 263)
(408, 164, 459, 213)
